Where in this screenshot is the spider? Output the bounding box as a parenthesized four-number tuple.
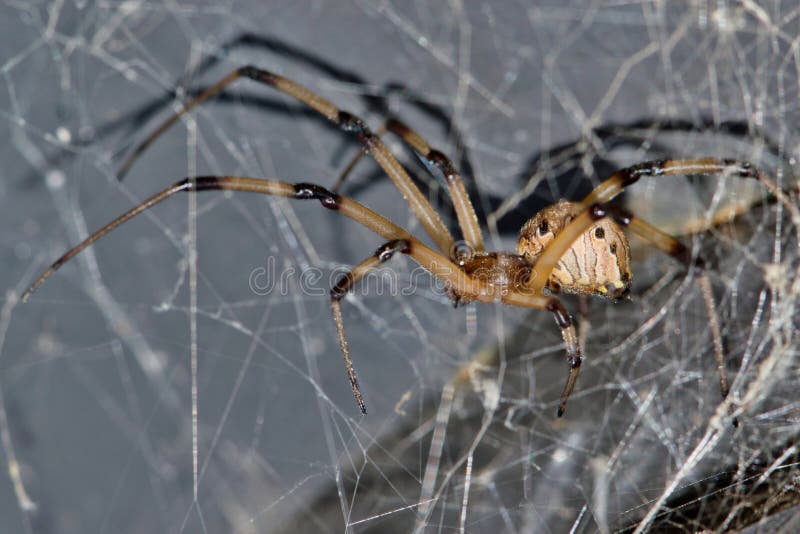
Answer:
(22, 64, 796, 418)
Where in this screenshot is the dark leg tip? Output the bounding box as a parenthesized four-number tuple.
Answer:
(557, 406, 565, 418)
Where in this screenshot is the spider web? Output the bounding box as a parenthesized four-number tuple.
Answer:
(1, 1, 799, 532)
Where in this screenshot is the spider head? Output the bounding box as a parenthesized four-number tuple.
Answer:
(517, 201, 632, 300)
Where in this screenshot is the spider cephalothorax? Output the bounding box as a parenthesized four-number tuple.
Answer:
(451, 252, 531, 307)
(518, 200, 632, 300)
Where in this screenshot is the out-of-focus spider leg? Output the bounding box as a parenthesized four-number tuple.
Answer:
(579, 158, 800, 222)
(528, 158, 799, 296)
(333, 118, 485, 255)
(329, 239, 411, 414)
(605, 206, 738, 424)
(117, 66, 457, 256)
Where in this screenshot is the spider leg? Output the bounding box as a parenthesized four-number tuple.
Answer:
(576, 295, 592, 353)
(578, 158, 800, 222)
(386, 118, 483, 254)
(526, 158, 798, 295)
(117, 66, 457, 256)
(22, 176, 502, 413)
(334, 118, 484, 255)
(330, 239, 411, 414)
(332, 122, 389, 193)
(502, 292, 581, 416)
(116, 69, 241, 179)
(23, 177, 483, 302)
(604, 206, 736, 424)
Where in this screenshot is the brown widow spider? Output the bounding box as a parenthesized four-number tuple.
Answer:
(22, 65, 798, 418)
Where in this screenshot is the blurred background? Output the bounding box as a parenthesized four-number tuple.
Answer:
(1, 1, 798, 532)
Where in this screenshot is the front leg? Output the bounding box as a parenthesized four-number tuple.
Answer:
(330, 239, 411, 414)
(502, 291, 582, 417)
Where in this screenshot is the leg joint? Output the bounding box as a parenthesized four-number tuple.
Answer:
(337, 111, 369, 134)
(621, 159, 666, 186)
(337, 111, 376, 146)
(330, 273, 355, 302)
(426, 149, 458, 182)
(605, 205, 632, 226)
(294, 183, 340, 210)
(238, 65, 275, 84)
(546, 298, 572, 328)
(375, 239, 411, 262)
(189, 176, 224, 192)
(589, 204, 607, 221)
(722, 159, 756, 178)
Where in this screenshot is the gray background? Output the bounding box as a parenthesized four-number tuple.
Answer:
(1, 1, 798, 533)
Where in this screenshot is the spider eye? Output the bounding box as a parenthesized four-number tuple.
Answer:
(537, 221, 549, 235)
(609, 244, 617, 255)
(594, 227, 605, 239)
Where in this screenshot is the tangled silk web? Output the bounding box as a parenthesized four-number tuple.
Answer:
(1, 2, 799, 533)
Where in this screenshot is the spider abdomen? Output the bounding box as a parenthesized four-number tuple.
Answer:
(517, 200, 632, 299)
